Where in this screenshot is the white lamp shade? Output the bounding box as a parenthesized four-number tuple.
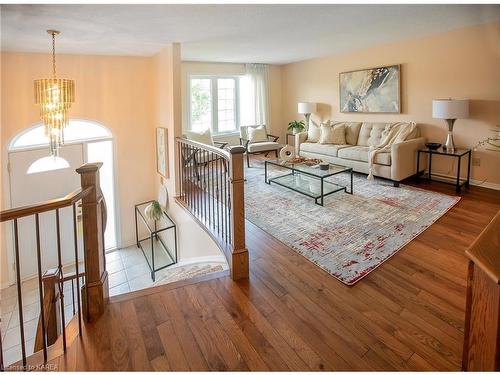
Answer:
(432, 99, 469, 119)
(298, 102, 317, 114)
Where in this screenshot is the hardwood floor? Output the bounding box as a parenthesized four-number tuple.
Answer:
(25, 179, 500, 371)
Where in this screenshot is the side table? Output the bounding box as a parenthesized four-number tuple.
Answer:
(416, 147, 471, 193)
(135, 201, 178, 281)
(286, 133, 295, 146)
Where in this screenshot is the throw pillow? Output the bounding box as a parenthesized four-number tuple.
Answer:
(248, 126, 268, 143)
(185, 128, 214, 146)
(319, 123, 346, 145)
(307, 120, 321, 143)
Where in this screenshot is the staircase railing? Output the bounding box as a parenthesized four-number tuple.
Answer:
(175, 137, 249, 280)
(0, 163, 108, 370)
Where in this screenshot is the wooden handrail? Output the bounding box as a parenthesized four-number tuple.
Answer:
(175, 137, 248, 280)
(61, 271, 86, 283)
(176, 137, 231, 160)
(0, 186, 93, 222)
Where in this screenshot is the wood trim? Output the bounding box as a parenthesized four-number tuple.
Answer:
(465, 210, 500, 284)
(0, 186, 93, 222)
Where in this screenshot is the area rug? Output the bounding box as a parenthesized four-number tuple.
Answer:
(244, 160, 460, 285)
(153, 262, 226, 286)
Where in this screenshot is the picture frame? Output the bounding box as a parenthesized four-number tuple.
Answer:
(156, 127, 169, 179)
(339, 64, 401, 113)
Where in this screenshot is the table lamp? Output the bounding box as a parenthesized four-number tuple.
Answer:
(432, 98, 469, 153)
(298, 102, 317, 130)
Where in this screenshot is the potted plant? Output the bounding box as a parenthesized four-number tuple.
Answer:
(288, 120, 306, 135)
(475, 125, 500, 151)
(145, 200, 163, 222)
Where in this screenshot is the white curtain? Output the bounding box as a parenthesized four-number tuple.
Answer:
(241, 63, 269, 128)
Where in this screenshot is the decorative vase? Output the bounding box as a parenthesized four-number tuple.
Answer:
(292, 128, 300, 135)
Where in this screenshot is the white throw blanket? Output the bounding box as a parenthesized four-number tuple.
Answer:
(367, 122, 417, 180)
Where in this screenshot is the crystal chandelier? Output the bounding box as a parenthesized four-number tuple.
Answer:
(34, 30, 75, 156)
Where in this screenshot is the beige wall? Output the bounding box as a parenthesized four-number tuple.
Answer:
(0, 50, 222, 286)
(281, 21, 500, 186)
(153, 47, 222, 261)
(1, 52, 157, 285)
(181, 61, 282, 145)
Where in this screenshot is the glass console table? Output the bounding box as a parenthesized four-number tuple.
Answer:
(134, 201, 178, 281)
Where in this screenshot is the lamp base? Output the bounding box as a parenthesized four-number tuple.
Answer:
(304, 113, 311, 130)
(443, 119, 456, 153)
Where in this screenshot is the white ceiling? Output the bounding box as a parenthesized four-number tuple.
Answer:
(2, 4, 500, 64)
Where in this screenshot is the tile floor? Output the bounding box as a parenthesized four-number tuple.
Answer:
(0, 245, 161, 367)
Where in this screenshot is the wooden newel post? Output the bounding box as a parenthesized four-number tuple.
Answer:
(34, 268, 61, 352)
(227, 146, 249, 280)
(76, 163, 109, 322)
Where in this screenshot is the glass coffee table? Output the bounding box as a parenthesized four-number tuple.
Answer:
(264, 160, 353, 206)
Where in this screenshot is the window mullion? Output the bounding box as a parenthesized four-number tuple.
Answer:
(212, 78, 218, 134)
(235, 77, 240, 131)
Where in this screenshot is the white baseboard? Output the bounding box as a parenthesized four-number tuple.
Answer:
(429, 172, 500, 191)
(470, 179, 500, 191)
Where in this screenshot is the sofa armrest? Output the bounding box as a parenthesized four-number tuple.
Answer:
(295, 132, 308, 155)
(391, 137, 427, 182)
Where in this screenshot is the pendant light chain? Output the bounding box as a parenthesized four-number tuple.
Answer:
(52, 31, 57, 78)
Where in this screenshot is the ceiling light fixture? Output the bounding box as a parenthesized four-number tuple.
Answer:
(34, 30, 75, 156)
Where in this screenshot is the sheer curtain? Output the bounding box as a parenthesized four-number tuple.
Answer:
(240, 63, 269, 128)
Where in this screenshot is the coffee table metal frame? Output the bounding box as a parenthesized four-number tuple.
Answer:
(264, 160, 353, 206)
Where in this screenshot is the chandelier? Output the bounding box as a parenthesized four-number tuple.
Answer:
(34, 30, 75, 156)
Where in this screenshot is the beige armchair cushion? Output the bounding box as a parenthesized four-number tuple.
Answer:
(319, 123, 346, 145)
(247, 141, 282, 153)
(185, 128, 214, 146)
(248, 126, 268, 143)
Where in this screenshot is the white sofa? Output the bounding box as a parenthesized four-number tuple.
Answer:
(295, 121, 426, 186)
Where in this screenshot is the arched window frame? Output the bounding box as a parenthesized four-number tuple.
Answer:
(9, 119, 113, 152)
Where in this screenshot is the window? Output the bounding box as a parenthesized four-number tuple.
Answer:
(27, 156, 70, 174)
(10, 119, 112, 150)
(189, 76, 240, 135)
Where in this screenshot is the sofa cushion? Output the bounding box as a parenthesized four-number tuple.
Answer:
(319, 123, 346, 145)
(337, 146, 391, 165)
(356, 123, 388, 147)
(330, 121, 362, 145)
(300, 142, 351, 157)
(307, 120, 321, 142)
(247, 141, 282, 153)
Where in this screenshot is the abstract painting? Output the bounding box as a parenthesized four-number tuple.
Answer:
(156, 127, 169, 178)
(339, 65, 400, 113)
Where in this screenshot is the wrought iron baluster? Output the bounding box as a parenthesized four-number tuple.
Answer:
(13, 219, 27, 368)
(72, 203, 82, 335)
(35, 213, 48, 361)
(55, 208, 67, 351)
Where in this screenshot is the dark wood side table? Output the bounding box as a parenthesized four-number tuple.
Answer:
(416, 147, 471, 193)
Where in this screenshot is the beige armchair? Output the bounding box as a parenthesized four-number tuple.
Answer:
(240, 125, 282, 167)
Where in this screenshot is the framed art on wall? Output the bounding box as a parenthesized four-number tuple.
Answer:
(156, 127, 169, 178)
(339, 64, 400, 113)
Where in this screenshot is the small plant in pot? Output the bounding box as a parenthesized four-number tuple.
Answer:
(287, 120, 306, 135)
(145, 200, 163, 238)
